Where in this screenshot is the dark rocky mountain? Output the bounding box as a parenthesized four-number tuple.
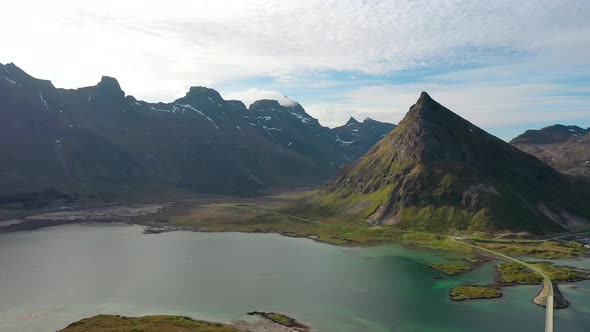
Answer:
(511, 125, 590, 178)
(323, 92, 590, 234)
(0, 63, 376, 206)
(248, 99, 350, 172)
(332, 117, 396, 160)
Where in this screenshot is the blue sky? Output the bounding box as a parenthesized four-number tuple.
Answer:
(220, 63, 590, 140)
(1, 0, 589, 140)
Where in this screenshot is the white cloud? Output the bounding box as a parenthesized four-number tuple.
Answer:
(224, 88, 298, 107)
(0, 0, 589, 134)
(1, 1, 589, 100)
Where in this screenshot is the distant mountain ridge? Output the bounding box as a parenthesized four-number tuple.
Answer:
(0, 62, 395, 206)
(322, 92, 590, 234)
(332, 117, 396, 160)
(511, 125, 590, 178)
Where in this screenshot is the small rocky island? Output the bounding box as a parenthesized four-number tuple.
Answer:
(442, 260, 589, 305)
(246, 311, 310, 331)
(450, 285, 503, 301)
(58, 315, 242, 332)
(59, 312, 311, 332)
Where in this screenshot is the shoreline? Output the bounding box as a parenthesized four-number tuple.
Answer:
(4, 202, 590, 263)
(3, 207, 590, 331)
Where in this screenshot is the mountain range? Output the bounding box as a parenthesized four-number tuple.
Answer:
(0, 63, 393, 206)
(511, 125, 590, 178)
(322, 92, 590, 234)
(2, 62, 588, 234)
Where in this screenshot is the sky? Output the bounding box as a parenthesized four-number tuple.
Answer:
(1, 0, 590, 140)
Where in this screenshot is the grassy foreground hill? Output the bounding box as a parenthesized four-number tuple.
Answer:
(318, 92, 590, 234)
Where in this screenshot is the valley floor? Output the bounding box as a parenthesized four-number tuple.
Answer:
(1, 190, 589, 258)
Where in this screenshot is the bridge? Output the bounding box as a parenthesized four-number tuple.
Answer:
(452, 238, 554, 332)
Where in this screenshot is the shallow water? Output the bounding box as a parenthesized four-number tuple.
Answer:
(0, 223, 589, 331)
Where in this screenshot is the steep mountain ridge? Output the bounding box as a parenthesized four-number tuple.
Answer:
(0, 63, 378, 206)
(512, 125, 588, 145)
(511, 125, 590, 177)
(324, 92, 590, 234)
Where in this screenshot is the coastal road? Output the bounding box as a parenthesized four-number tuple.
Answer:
(544, 230, 590, 242)
(453, 238, 554, 332)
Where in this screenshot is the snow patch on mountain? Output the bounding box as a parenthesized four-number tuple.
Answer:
(263, 126, 282, 131)
(38, 91, 48, 110)
(290, 112, 310, 124)
(335, 134, 354, 144)
(3, 77, 16, 84)
(150, 106, 170, 112)
(174, 103, 205, 116)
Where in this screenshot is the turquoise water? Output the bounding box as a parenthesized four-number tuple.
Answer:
(0, 223, 589, 331)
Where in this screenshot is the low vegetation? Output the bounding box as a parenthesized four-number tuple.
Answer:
(267, 313, 291, 325)
(59, 315, 242, 332)
(497, 263, 543, 284)
(401, 233, 473, 253)
(531, 263, 587, 282)
(449, 285, 502, 301)
(428, 263, 472, 275)
(471, 239, 585, 259)
(497, 262, 586, 284)
(169, 192, 587, 260)
(170, 194, 406, 246)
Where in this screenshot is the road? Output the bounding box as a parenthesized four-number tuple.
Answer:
(453, 237, 554, 332)
(544, 230, 590, 241)
(223, 203, 558, 331)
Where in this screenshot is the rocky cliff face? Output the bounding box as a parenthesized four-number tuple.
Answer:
(248, 99, 350, 172)
(511, 125, 590, 178)
(324, 92, 590, 234)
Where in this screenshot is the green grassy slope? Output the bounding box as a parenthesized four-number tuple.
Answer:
(320, 92, 590, 234)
